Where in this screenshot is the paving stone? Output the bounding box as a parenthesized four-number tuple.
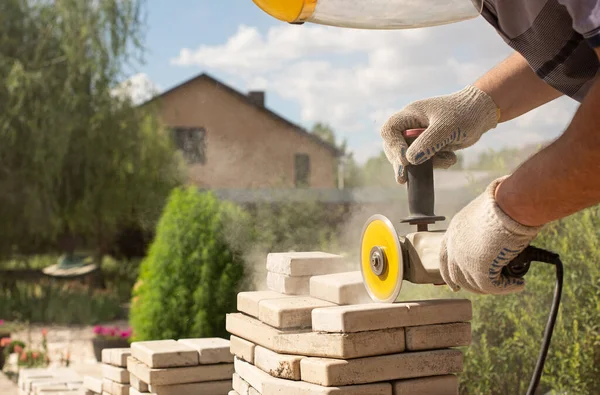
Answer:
(131, 340, 199, 368)
(235, 357, 392, 395)
(258, 296, 335, 329)
(177, 338, 233, 364)
(266, 252, 347, 276)
(232, 373, 250, 395)
(129, 374, 149, 392)
(311, 299, 472, 333)
(102, 364, 130, 384)
(237, 291, 293, 318)
(309, 272, 372, 305)
(393, 375, 458, 395)
(254, 345, 303, 380)
(405, 323, 472, 351)
(229, 391, 240, 395)
(148, 380, 231, 395)
(129, 388, 152, 395)
(126, 356, 233, 386)
(83, 376, 103, 393)
(101, 348, 131, 367)
(300, 349, 463, 386)
(230, 335, 255, 363)
(226, 313, 405, 359)
(102, 378, 129, 395)
(267, 272, 311, 295)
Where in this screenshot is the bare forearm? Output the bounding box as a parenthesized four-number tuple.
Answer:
(474, 52, 563, 122)
(495, 54, 600, 226)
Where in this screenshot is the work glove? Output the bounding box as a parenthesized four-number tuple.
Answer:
(380, 85, 499, 183)
(440, 176, 544, 295)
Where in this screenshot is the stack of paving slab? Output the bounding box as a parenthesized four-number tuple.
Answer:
(81, 347, 131, 395)
(124, 338, 234, 395)
(226, 251, 473, 395)
(17, 367, 83, 395)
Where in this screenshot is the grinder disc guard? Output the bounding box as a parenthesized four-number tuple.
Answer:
(360, 214, 404, 303)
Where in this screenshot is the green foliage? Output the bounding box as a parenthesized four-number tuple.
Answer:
(0, 0, 183, 257)
(0, 281, 122, 325)
(130, 187, 247, 341)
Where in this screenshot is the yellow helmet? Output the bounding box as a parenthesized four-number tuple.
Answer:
(252, 0, 483, 29)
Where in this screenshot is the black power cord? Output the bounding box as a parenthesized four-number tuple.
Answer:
(503, 246, 564, 395)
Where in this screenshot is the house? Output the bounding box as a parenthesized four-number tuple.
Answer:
(150, 73, 341, 190)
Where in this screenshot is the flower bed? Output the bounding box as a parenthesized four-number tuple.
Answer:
(91, 325, 132, 361)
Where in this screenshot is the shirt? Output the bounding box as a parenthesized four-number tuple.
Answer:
(481, 0, 600, 102)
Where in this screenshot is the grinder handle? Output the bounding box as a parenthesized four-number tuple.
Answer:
(402, 129, 436, 219)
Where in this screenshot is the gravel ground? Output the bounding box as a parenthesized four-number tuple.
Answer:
(1, 320, 128, 394)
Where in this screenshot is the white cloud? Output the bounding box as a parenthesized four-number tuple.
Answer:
(170, 18, 579, 164)
(112, 73, 161, 105)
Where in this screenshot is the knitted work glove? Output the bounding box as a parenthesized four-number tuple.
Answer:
(381, 85, 499, 183)
(439, 176, 544, 295)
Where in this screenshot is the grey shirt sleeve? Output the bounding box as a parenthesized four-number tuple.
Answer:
(558, 0, 600, 46)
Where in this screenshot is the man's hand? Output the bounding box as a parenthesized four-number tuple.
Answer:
(380, 85, 499, 183)
(440, 176, 544, 295)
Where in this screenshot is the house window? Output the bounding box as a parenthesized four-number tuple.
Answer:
(173, 127, 206, 164)
(295, 153, 310, 188)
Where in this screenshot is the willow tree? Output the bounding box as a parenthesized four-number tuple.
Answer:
(0, 0, 183, 259)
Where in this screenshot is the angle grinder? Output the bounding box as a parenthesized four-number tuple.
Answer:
(360, 128, 531, 302)
(359, 128, 565, 395)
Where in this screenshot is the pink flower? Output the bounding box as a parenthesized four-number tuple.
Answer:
(0, 337, 11, 347)
(41, 328, 48, 337)
(0, 320, 4, 326)
(14, 345, 23, 354)
(119, 328, 132, 339)
(101, 327, 112, 336)
(93, 325, 103, 335)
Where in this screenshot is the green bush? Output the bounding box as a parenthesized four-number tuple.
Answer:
(0, 281, 122, 325)
(129, 187, 248, 341)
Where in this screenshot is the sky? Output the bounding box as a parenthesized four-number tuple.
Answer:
(123, 0, 580, 165)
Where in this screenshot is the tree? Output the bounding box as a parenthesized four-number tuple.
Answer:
(130, 188, 247, 340)
(0, 0, 183, 259)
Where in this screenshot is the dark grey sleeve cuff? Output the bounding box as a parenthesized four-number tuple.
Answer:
(584, 26, 600, 48)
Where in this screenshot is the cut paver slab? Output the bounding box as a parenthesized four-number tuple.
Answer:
(129, 374, 149, 392)
(102, 378, 129, 395)
(101, 348, 131, 367)
(311, 299, 472, 333)
(126, 356, 233, 386)
(178, 338, 233, 364)
(254, 345, 303, 380)
(393, 375, 458, 395)
(237, 291, 293, 318)
(226, 313, 405, 359)
(230, 335, 255, 364)
(131, 339, 198, 368)
(405, 322, 472, 351)
(149, 380, 232, 395)
(83, 376, 102, 393)
(267, 272, 310, 295)
(235, 357, 392, 395)
(309, 272, 372, 305)
(266, 252, 348, 276)
(233, 373, 251, 395)
(300, 349, 463, 386)
(102, 364, 130, 383)
(258, 296, 335, 329)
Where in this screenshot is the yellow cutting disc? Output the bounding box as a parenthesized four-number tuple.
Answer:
(360, 214, 404, 303)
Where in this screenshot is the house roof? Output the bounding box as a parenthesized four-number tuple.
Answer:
(145, 72, 342, 157)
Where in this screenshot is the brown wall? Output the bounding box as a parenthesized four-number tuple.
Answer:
(157, 77, 337, 189)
